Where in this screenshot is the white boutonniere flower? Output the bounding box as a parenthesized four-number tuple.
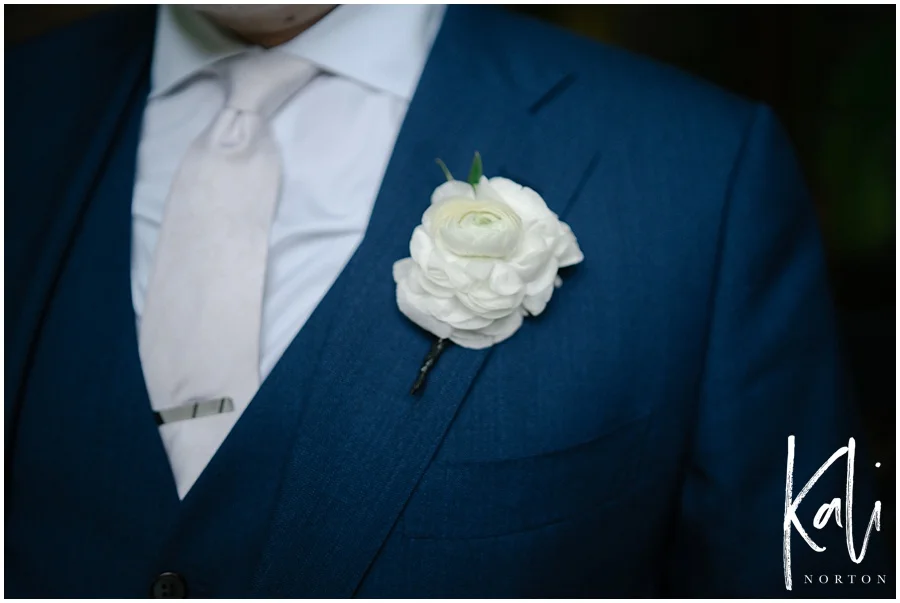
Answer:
(394, 153, 584, 394)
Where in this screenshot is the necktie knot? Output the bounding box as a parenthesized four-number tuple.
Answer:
(220, 50, 318, 120)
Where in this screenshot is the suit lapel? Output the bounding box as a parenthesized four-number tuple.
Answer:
(251, 6, 601, 596)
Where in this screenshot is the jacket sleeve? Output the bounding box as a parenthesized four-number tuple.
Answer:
(664, 104, 889, 597)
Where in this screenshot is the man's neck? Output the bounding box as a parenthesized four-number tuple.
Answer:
(197, 5, 337, 49)
(233, 23, 312, 49)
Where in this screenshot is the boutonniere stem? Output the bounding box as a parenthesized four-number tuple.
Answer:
(410, 337, 449, 395)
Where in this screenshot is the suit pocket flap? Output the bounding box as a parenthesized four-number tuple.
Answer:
(401, 412, 651, 539)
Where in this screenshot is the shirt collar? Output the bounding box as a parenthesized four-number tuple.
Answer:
(150, 4, 446, 101)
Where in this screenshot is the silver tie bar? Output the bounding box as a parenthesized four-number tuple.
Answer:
(153, 397, 235, 426)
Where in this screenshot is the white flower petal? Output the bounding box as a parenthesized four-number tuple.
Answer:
(447, 313, 494, 330)
(525, 256, 559, 297)
(557, 241, 584, 267)
(392, 258, 415, 283)
(523, 283, 554, 316)
(430, 244, 474, 290)
(430, 180, 475, 205)
(489, 262, 525, 296)
(426, 294, 475, 324)
(480, 309, 524, 338)
(487, 177, 555, 225)
(456, 290, 521, 318)
(396, 276, 453, 339)
(460, 257, 495, 282)
(409, 226, 433, 267)
(554, 221, 584, 267)
(447, 329, 495, 350)
(509, 231, 551, 282)
(417, 268, 455, 298)
(474, 175, 507, 204)
(449, 310, 524, 350)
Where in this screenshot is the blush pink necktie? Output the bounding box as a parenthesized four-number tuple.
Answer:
(139, 50, 317, 497)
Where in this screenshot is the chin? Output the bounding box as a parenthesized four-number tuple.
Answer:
(191, 4, 335, 34)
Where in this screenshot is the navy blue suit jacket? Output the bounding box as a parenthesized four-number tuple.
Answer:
(5, 6, 889, 597)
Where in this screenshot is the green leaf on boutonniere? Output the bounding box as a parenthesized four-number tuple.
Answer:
(467, 151, 483, 187)
(435, 158, 454, 182)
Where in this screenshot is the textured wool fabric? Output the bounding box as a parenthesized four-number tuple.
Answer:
(139, 51, 317, 498)
(5, 5, 889, 598)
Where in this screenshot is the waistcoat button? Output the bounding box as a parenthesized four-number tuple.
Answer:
(151, 572, 187, 598)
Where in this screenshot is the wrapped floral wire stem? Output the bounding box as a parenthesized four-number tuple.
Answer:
(409, 337, 449, 395)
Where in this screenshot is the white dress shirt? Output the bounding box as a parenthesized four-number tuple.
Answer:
(132, 4, 445, 497)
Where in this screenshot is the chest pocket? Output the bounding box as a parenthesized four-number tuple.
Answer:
(401, 411, 652, 540)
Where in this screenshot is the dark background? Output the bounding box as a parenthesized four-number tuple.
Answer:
(6, 1, 896, 561)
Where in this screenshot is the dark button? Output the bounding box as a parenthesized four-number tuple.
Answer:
(151, 572, 187, 598)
